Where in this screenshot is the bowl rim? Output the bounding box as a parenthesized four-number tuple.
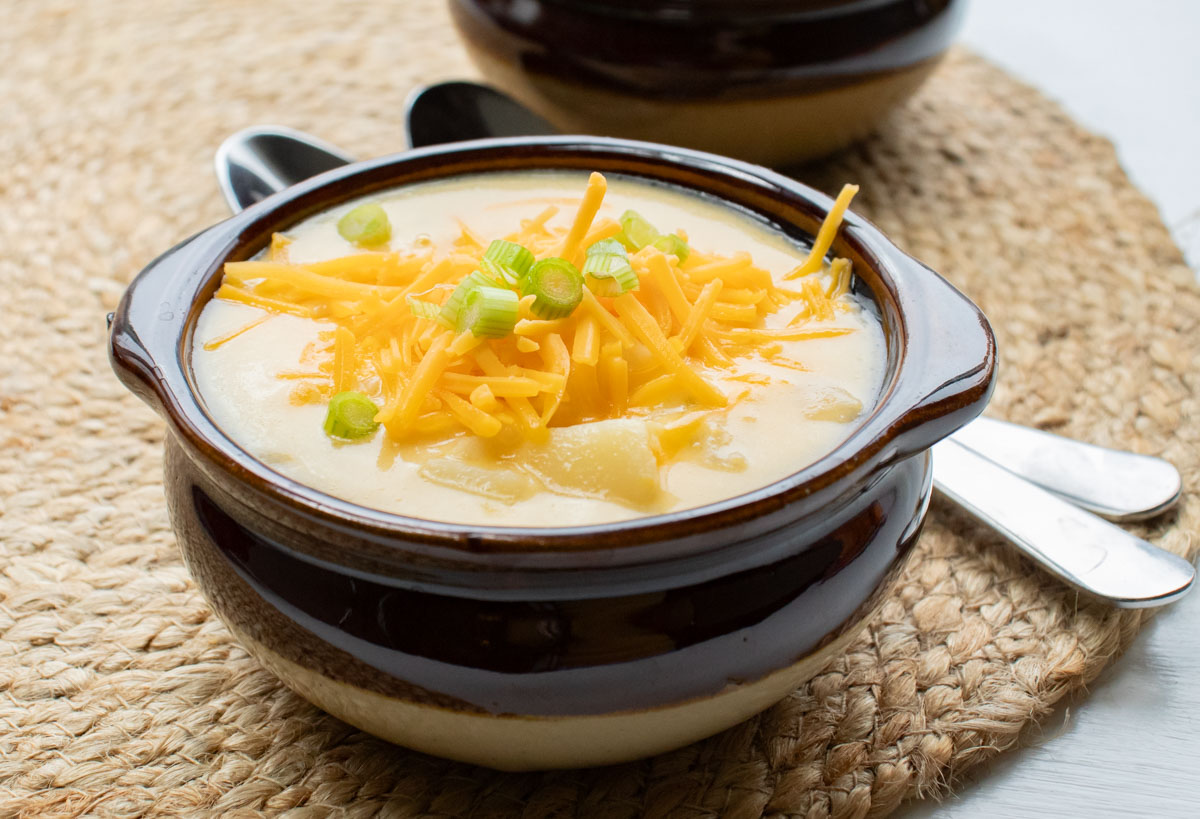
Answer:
(109, 135, 994, 564)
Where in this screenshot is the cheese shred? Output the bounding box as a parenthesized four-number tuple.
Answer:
(212, 177, 861, 443)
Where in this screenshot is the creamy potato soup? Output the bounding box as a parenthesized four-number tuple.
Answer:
(192, 172, 886, 526)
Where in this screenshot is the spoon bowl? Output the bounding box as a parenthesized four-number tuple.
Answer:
(214, 125, 354, 213)
(405, 80, 557, 149)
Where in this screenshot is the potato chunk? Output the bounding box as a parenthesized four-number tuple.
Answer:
(802, 387, 863, 423)
(518, 419, 662, 507)
(418, 459, 538, 504)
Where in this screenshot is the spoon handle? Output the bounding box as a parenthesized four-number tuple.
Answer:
(950, 416, 1181, 521)
(932, 439, 1194, 607)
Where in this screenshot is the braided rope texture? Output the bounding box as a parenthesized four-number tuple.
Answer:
(1, 1, 1197, 816)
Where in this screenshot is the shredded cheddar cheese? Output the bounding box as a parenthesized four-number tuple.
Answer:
(558, 172, 608, 266)
(201, 314, 269, 351)
(210, 176, 861, 446)
(785, 184, 858, 280)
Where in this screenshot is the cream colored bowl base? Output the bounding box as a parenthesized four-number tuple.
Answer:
(466, 48, 940, 166)
(230, 619, 869, 771)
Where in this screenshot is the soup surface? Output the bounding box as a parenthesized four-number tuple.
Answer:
(192, 172, 886, 526)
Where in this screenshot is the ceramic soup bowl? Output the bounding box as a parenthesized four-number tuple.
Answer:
(109, 136, 994, 770)
(450, 0, 965, 165)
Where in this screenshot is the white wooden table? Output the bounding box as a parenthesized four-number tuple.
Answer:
(902, 2, 1200, 815)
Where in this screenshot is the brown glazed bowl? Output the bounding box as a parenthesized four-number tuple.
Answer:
(109, 136, 994, 771)
(449, 0, 966, 166)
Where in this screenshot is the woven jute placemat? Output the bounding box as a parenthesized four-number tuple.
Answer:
(2, 1, 1197, 816)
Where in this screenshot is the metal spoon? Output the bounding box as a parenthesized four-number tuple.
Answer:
(952, 416, 1181, 521)
(214, 125, 354, 214)
(405, 81, 557, 150)
(212, 123, 1193, 607)
(934, 439, 1190, 607)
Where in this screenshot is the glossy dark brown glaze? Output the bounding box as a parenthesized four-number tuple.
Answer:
(170, 435, 928, 715)
(451, 0, 964, 100)
(110, 136, 993, 719)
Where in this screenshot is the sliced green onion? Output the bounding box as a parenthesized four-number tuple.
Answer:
(582, 238, 639, 296)
(439, 269, 502, 328)
(480, 257, 519, 286)
(586, 237, 627, 258)
(407, 295, 453, 328)
(652, 233, 690, 263)
(482, 240, 535, 285)
(520, 257, 583, 319)
(457, 286, 519, 338)
(324, 391, 380, 440)
(337, 203, 391, 247)
(583, 251, 639, 297)
(617, 209, 659, 250)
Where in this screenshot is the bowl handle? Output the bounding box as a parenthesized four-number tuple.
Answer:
(873, 241, 997, 461)
(108, 229, 226, 415)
